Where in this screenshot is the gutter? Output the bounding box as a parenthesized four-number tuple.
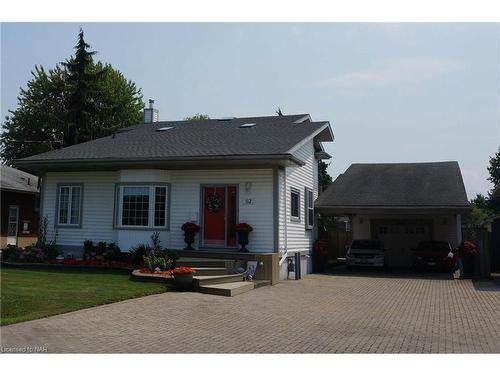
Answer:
(14, 153, 306, 171)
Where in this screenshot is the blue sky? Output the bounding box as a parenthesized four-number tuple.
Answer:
(1, 23, 499, 198)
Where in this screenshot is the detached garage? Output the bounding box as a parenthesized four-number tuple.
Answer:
(315, 162, 470, 268)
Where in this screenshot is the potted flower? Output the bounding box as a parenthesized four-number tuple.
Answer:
(181, 222, 200, 250)
(458, 240, 477, 278)
(235, 223, 253, 252)
(169, 267, 196, 291)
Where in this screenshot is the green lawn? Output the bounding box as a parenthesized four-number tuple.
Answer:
(0, 267, 169, 325)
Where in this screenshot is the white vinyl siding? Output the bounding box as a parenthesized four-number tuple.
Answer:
(169, 169, 274, 252)
(284, 139, 316, 253)
(42, 169, 274, 252)
(42, 171, 117, 246)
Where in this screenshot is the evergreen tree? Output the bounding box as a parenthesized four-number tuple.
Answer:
(62, 28, 105, 145)
(487, 147, 500, 188)
(1, 28, 143, 163)
(318, 160, 333, 192)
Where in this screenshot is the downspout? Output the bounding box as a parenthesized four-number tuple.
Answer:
(280, 167, 289, 266)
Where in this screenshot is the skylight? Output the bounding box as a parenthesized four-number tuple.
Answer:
(239, 123, 256, 128)
(156, 126, 174, 132)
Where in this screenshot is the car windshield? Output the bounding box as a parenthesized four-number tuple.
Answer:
(351, 240, 382, 250)
(416, 241, 450, 251)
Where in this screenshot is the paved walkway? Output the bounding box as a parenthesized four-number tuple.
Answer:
(2, 272, 500, 353)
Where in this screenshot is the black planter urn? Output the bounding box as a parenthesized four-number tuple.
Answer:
(184, 232, 196, 250)
(237, 231, 250, 252)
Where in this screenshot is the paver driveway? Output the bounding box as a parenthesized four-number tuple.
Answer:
(2, 272, 500, 353)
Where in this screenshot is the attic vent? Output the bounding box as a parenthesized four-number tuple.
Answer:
(240, 123, 256, 128)
(156, 126, 174, 132)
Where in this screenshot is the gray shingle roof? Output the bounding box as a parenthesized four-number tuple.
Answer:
(315, 162, 469, 208)
(16, 114, 331, 165)
(0, 164, 39, 193)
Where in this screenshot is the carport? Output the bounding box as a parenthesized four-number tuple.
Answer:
(315, 162, 470, 268)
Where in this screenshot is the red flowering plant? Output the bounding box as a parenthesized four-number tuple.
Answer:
(181, 222, 200, 233)
(458, 240, 477, 257)
(234, 223, 253, 233)
(167, 266, 196, 276)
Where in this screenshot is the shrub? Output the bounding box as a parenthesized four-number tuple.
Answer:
(37, 216, 59, 259)
(129, 233, 178, 269)
(166, 250, 179, 261)
(43, 243, 59, 260)
(1, 245, 22, 262)
(130, 244, 152, 265)
(103, 242, 121, 261)
(96, 242, 107, 256)
(143, 254, 167, 272)
(83, 240, 94, 260)
(151, 232, 162, 252)
(21, 245, 45, 263)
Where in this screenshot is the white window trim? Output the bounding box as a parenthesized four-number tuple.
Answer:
(305, 187, 314, 230)
(115, 183, 169, 230)
(56, 184, 83, 227)
(290, 188, 301, 222)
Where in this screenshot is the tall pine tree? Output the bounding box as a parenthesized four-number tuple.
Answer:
(1, 28, 143, 163)
(62, 29, 104, 145)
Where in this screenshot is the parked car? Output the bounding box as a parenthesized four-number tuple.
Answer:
(412, 241, 457, 272)
(346, 240, 385, 268)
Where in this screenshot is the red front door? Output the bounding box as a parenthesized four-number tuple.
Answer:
(202, 186, 237, 247)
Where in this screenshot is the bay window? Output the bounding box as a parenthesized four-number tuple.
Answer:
(116, 184, 169, 229)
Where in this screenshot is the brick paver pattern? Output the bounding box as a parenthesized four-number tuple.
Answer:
(1, 273, 500, 353)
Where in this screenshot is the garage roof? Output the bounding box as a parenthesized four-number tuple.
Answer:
(315, 161, 470, 210)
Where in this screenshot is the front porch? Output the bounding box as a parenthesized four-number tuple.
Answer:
(177, 250, 280, 285)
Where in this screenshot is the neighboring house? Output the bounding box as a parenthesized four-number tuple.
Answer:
(315, 162, 470, 268)
(15, 114, 334, 278)
(0, 164, 39, 247)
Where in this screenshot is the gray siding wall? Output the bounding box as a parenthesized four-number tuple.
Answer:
(41, 168, 274, 253)
(284, 139, 316, 253)
(42, 171, 117, 246)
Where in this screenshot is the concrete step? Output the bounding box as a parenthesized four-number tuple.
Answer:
(192, 267, 229, 276)
(193, 273, 244, 288)
(198, 281, 255, 297)
(177, 258, 229, 268)
(253, 280, 271, 288)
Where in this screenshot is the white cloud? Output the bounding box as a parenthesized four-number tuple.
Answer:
(313, 58, 462, 89)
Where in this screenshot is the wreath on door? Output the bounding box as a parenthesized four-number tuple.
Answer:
(206, 192, 222, 213)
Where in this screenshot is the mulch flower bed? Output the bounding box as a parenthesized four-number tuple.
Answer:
(137, 267, 172, 276)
